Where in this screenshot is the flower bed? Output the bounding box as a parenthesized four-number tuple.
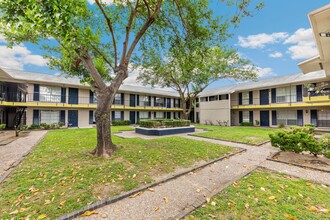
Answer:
(139, 119, 191, 128)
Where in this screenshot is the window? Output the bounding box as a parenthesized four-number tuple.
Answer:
(40, 110, 60, 124)
(155, 97, 164, 107)
(40, 86, 61, 102)
(114, 111, 121, 120)
(242, 92, 249, 105)
(114, 94, 121, 105)
(318, 110, 330, 127)
(242, 111, 250, 122)
(277, 110, 297, 125)
(276, 86, 296, 103)
(156, 112, 164, 118)
(139, 111, 149, 119)
(140, 95, 149, 106)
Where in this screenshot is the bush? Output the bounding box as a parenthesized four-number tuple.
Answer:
(0, 124, 6, 130)
(29, 124, 40, 129)
(20, 125, 29, 131)
(278, 123, 285, 129)
(320, 134, 330, 158)
(255, 120, 260, 126)
(240, 122, 253, 126)
(112, 120, 130, 126)
(139, 119, 191, 128)
(269, 125, 325, 156)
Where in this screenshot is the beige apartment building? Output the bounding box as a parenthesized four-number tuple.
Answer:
(0, 68, 183, 128)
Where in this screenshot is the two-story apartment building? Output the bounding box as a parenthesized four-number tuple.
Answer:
(197, 70, 330, 128)
(0, 68, 183, 128)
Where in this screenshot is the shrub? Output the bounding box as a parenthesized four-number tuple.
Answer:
(112, 120, 131, 126)
(0, 124, 6, 130)
(320, 134, 330, 158)
(20, 125, 29, 131)
(278, 123, 285, 129)
(139, 119, 190, 128)
(269, 125, 325, 156)
(40, 123, 51, 130)
(240, 122, 253, 126)
(255, 120, 260, 126)
(29, 124, 40, 129)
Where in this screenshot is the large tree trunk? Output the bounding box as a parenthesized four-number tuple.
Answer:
(89, 91, 118, 158)
(181, 98, 191, 120)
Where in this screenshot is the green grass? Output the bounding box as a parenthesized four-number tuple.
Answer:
(0, 126, 235, 219)
(188, 169, 330, 220)
(195, 125, 277, 145)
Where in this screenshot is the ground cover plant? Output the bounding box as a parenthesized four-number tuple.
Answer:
(139, 119, 191, 128)
(195, 125, 276, 145)
(0, 126, 235, 219)
(188, 169, 330, 219)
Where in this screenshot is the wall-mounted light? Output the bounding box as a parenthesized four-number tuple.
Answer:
(319, 31, 330, 37)
(305, 110, 308, 114)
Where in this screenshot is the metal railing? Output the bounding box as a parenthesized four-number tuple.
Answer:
(231, 95, 301, 106)
(0, 92, 183, 109)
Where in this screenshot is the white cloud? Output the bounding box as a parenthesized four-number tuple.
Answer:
(238, 32, 289, 49)
(0, 45, 48, 70)
(284, 28, 318, 60)
(255, 66, 276, 78)
(269, 51, 283, 58)
(123, 68, 143, 86)
(87, 0, 116, 5)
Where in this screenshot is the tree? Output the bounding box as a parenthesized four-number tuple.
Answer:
(136, 19, 258, 119)
(0, 0, 261, 157)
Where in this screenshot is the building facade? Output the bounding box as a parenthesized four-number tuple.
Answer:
(0, 68, 183, 128)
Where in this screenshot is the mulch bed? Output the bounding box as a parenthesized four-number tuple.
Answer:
(270, 151, 330, 173)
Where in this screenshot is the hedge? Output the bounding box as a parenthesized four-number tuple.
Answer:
(0, 124, 6, 130)
(112, 120, 130, 126)
(240, 122, 253, 126)
(139, 119, 191, 128)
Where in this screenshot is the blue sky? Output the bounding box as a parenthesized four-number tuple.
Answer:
(0, 0, 329, 89)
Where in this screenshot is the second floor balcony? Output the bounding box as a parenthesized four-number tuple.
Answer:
(0, 92, 183, 110)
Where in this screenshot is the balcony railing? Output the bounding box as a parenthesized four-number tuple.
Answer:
(0, 92, 183, 109)
(232, 95, 301, 106)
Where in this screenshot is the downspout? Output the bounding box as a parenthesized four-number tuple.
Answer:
(228, 93, 231, 126)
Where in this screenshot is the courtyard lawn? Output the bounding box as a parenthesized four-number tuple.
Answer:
(188, 169, 330, 220)
(195, 125, 276, 145)
(0, 126, 235, 219)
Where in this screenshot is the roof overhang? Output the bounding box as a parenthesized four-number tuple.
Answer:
(300, 4, 330, 76)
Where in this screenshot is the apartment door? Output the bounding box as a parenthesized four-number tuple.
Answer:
(68, 110, 78, 127)
(260, 111, 269, 126)
(129, 94, 136, 107)
(311, 110, 317, 127)
(69, 88, 79, 104)
(129, 111, 136, 124)
(260, 89, 269, 105)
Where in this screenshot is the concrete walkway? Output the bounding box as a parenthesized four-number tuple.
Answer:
(0, 130, 48, 180)
(74, 133, 330, 220)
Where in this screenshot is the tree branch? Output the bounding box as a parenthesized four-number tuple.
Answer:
(95, 0, 118, 67)
(91, 44, 115, 71)
(125, 0, 163, 64)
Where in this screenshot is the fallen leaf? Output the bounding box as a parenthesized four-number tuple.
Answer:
(37, 214, 47, 219)
(101, 213, 108, 218)
(208, 214, 218, 218)
(232, 182, 238, 188)
(163, 197, 168, 204)
(268, 196, 276, 201)
(154, 207, 159, 212)
(206, 197, 210, 203)
(147, 188, 155, 192)
(211, 201, 216, 206)
(284, 213, 298, 220)
(309, 206, 318, 212)
(44, 200, 52, 205)
(254, 198, 259, 202)
(260, 187, 266, 191)
(132, 174, 136, 179)
(245, 203, 249, 209)
(196, 188, 201, 193)
(130, 191, 143, 198)
(80, 211, 98, 217)
(59, 200, 66, 206)
(9, 210, 18, 215)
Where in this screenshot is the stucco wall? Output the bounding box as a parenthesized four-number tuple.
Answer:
(199, 100, 230, 125)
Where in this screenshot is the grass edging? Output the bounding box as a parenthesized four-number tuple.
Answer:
(188, 134, 270, 146)
(267, 151, 330, 174)
(0, 131, 48, 184)
(57, 148, 247, 220)
(169, 166, 258, 220)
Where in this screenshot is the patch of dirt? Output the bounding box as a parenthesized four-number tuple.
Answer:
(0, 131, 30, 146)
(272, 151, 330, 172)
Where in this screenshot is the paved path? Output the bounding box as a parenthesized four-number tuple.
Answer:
(74, 134, 330, 220)
(0, 130, 48, 180)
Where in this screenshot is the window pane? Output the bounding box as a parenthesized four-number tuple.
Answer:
(40, 110, 60, 124)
